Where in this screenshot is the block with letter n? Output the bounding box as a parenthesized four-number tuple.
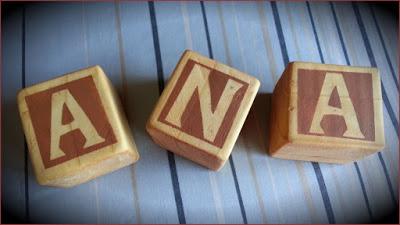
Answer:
(269, 62, 385, 163)
(18, 66, 139, 187)
(147, 50, 260, 170)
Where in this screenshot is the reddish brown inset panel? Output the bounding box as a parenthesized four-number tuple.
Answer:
(25, 76, 117, 168)
(297, 69, 375, 141)
(158, 59, 249, 148)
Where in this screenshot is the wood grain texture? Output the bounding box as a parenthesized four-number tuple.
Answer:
(18, 66, 139, 187)
(269, 61, 385, 163)
(147, 50, 260, 170)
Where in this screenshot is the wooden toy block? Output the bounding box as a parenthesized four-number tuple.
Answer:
(269, 62, 385, 163)
(146, 50, 260, 170)
(18, 66, 139, 187)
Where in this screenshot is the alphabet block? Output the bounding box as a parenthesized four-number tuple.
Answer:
(146, 50, 260, 170)
(269, 62, 385, 163)
(18, 66, 139, 187)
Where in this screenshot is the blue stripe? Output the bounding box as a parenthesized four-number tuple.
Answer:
(329, 2, 350, 65)
(166, 153, 186, 224)
(148, 2, 165, 94)
(354, 162, 373, 220)
(352, 2, 398, 207)
(200, 1, 214, 60)
(378, 153, 398, 205)
(270, 2, 289, 65)
(270, 2, 335, 223)
(306, 2, 324, 63)
(22, 6, 30, 223)
(312, 163, 336, 223)
(370, 5, 399, 90)
(148, 2, 186, 223)
(380, 84, 399, 137)
(200, 2, 247, 223)
(228, 156, 248, 224)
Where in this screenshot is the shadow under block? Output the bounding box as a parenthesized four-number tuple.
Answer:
(146, 50, 260, 170)
(269, 62, 385, 163)
(18, 66, 139, 187)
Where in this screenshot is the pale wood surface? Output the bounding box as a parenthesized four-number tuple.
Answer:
(2, 2, 398, 223)
(269, 62, 385, 163)
(17, 66, 139, 187)
(147, 50, 259, 170)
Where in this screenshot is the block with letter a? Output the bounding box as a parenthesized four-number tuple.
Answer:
(269, 62, 385, 163)
(146, 50, 260, 170)
(18, 66, 139, 187)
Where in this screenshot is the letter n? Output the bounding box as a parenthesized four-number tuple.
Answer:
(165, 64, 243, 142)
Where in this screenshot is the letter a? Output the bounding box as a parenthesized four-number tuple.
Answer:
(309, 72, 365, 139)
(165, 64, 243, 142)
(50, 89, 105, 160)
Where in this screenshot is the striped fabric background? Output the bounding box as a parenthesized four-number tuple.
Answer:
(2, 1, 398, 223)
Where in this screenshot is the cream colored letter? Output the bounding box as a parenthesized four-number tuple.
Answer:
(50, 89, 105, 160)
(166, 64, 243, 142)
(310, 72, 365, 138)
